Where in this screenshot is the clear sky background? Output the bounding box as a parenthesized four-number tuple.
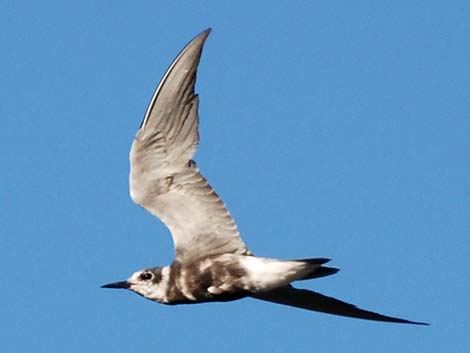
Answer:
(2, 1, 469, 352)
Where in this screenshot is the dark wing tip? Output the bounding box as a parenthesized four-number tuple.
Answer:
(139, 29, 212, 130)
(187, 27, 212, 49)
(200, 27, 212, 37)
(252, 286, 430, 325)
(401, 319, 430, 326)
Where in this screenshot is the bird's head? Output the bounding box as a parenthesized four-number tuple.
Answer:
(101, 267, 169, 302)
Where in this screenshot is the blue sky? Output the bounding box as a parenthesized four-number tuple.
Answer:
(2, 1, 469, 352)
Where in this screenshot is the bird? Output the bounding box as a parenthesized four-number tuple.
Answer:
(101, 28, 428, 325)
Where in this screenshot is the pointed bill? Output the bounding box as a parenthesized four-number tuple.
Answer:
(101, 281, 130, 289)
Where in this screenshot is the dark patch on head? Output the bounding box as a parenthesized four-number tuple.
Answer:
(150, 268, 163, 284)
(139, 272, 153, 281)
(138, 268, 163, 284)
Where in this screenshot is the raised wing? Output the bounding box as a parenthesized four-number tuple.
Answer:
(129, 29, 251, 263)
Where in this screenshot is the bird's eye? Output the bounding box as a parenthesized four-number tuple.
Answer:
(139, 273, 153, 281)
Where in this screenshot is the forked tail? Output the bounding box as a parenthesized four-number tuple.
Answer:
(293, 258, 340, 280)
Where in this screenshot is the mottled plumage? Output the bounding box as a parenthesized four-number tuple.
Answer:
(102, 29, 428, 326)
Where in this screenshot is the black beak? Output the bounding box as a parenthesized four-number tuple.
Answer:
(101, 281, 130, 289)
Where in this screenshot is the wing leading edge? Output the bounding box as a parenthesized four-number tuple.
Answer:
(129, 29, 251, 263)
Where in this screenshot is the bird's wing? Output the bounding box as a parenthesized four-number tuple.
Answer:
(251, 285, 428, 325)
(129, 29, 251, 263)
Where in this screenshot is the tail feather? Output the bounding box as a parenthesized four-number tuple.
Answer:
(292, 258, 340, 280)
(294, 258, 331, 265)
(303, 266, 340, 279)
(251, 285, 429, 325)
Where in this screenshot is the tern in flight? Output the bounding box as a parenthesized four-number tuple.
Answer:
(102, 29, 427, 325)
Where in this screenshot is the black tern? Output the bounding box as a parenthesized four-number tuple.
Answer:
(102, 29, 428, 325)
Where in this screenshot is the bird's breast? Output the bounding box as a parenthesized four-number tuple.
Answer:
(165, 255, 250, 304)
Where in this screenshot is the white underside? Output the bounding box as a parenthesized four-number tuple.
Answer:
(238, 256, 310, 292)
